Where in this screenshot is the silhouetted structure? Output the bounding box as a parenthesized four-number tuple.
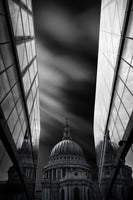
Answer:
(94, 0, 133, 198)
(96, 132, 132, 200)
(0, 0, 40, 199)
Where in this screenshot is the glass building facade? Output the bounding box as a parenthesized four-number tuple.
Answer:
(94, 0, 133, 198)
(0, 0, 40, 199)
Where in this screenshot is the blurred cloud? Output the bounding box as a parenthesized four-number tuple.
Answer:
(32, 0, 101, 189)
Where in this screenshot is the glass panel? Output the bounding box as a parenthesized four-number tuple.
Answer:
(29, 15, 34, 36)
(33, 58, 37, 75)
(125, 148, 133, 174)
(111, 104, 117, 122)
(12, 120, 21, 144)
(7, 107, 18, 133)
(12, 82, 20, 103)
(8, 0, 23, 36)
(27, 0, 32, 11)
(1, 91, 14, 120)
(122, 87, 133, 117)
(115, 77, 125, 99)
(118, 59, 129, 82)
(6, 65, 17, 87)
(0, 15, 10, 43)
(19, 109, 25, 126)
(111, 127, 120, 145)
(21, 8, 30, 36)
(21, 0, 27, 5)
(32, 80, 36, 100)
(118, 102, 129, 130)
(31, 40, 36, 58)
(0, 43, 14, 68)
(113, 92, 121, 111)
(16, 97, 23, 115)
(0, 72, 10, 102)
(126, 11, 133, 38)
(0, 51, 5, 73)
(22, 120, 27, 135)
(115, 115, 124, 140)
(126, 66, 133, 94)
(110, 2, 121, 35)
(22, 70, 31, 95)
(16, 131, 24, 149)
(27, 90, 33, 114)
(26, 41, 32, 63)
(17, 43, 28, 71)
(122, 38, 133, 64)
(29, 63, 34, 83)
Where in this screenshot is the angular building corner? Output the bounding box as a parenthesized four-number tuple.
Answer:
(94, 0, 133, 199)
(0, 0, 40, 199)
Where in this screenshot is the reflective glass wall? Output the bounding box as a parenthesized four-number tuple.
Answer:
(94, 0, 133, 197)
(0, 0, 40, 199)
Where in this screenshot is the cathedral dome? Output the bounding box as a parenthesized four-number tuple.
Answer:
(50, 139, 84, 158)
(50, 119, 84, 159)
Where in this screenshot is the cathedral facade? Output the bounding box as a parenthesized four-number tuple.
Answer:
(41, 120, 100, 200)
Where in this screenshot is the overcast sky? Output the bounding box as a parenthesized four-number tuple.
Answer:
(32, 0, 101, 189)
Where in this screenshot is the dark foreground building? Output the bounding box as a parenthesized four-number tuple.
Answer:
(96, 131, 132, 200)
(94, 0, 133, 199)
(0, 0, 40, 199)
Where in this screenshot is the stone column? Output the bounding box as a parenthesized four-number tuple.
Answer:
(69, 186, 71, 200)
(47, 188, 50, 200)
(51, 169, 53, 180)
(61, 168, 63, 178)
(85, 187, 88, 200)
(56, 168, 58, 180)
(81, 186, 84, 200)
(71, 186, 74, 200)
(65, 187, 67, 200)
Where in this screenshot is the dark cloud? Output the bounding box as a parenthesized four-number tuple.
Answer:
(32, 0, 101, 189)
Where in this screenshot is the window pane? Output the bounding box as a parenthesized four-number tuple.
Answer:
(126, 66, 133, 94)
(31, 40, 36, 58)
(0, 43, 14, 68)
(115, 77, 125, 99)
(16, 131, 24, 149)
(29, 15, 34, 36)
(0, 72, 10, 102)
(122, 38, 133, 64)
(122, 87, 133, 117)
(118, 60, 129, 82)
(26, 41, 32, 63)
(7, 107, 18, 133)
(8, 0, 23, 36)
(118, 103, 129, 130)
(12, 120, 21, 144)
(19, 109, 25, 126)
(1, 91, 14, 120)
(126, 11, 133, 38)
(0, 15, 10, 43)
(17, 43, 28, 71)
(23, 71, 31, 95)
(0, 51, 5, 73)
(7, 65, 17, 87)
(12, 82, 20, 103)
(21, 8, 30, 36)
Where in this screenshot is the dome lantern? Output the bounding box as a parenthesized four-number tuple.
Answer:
(62, 118, 72, 140)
